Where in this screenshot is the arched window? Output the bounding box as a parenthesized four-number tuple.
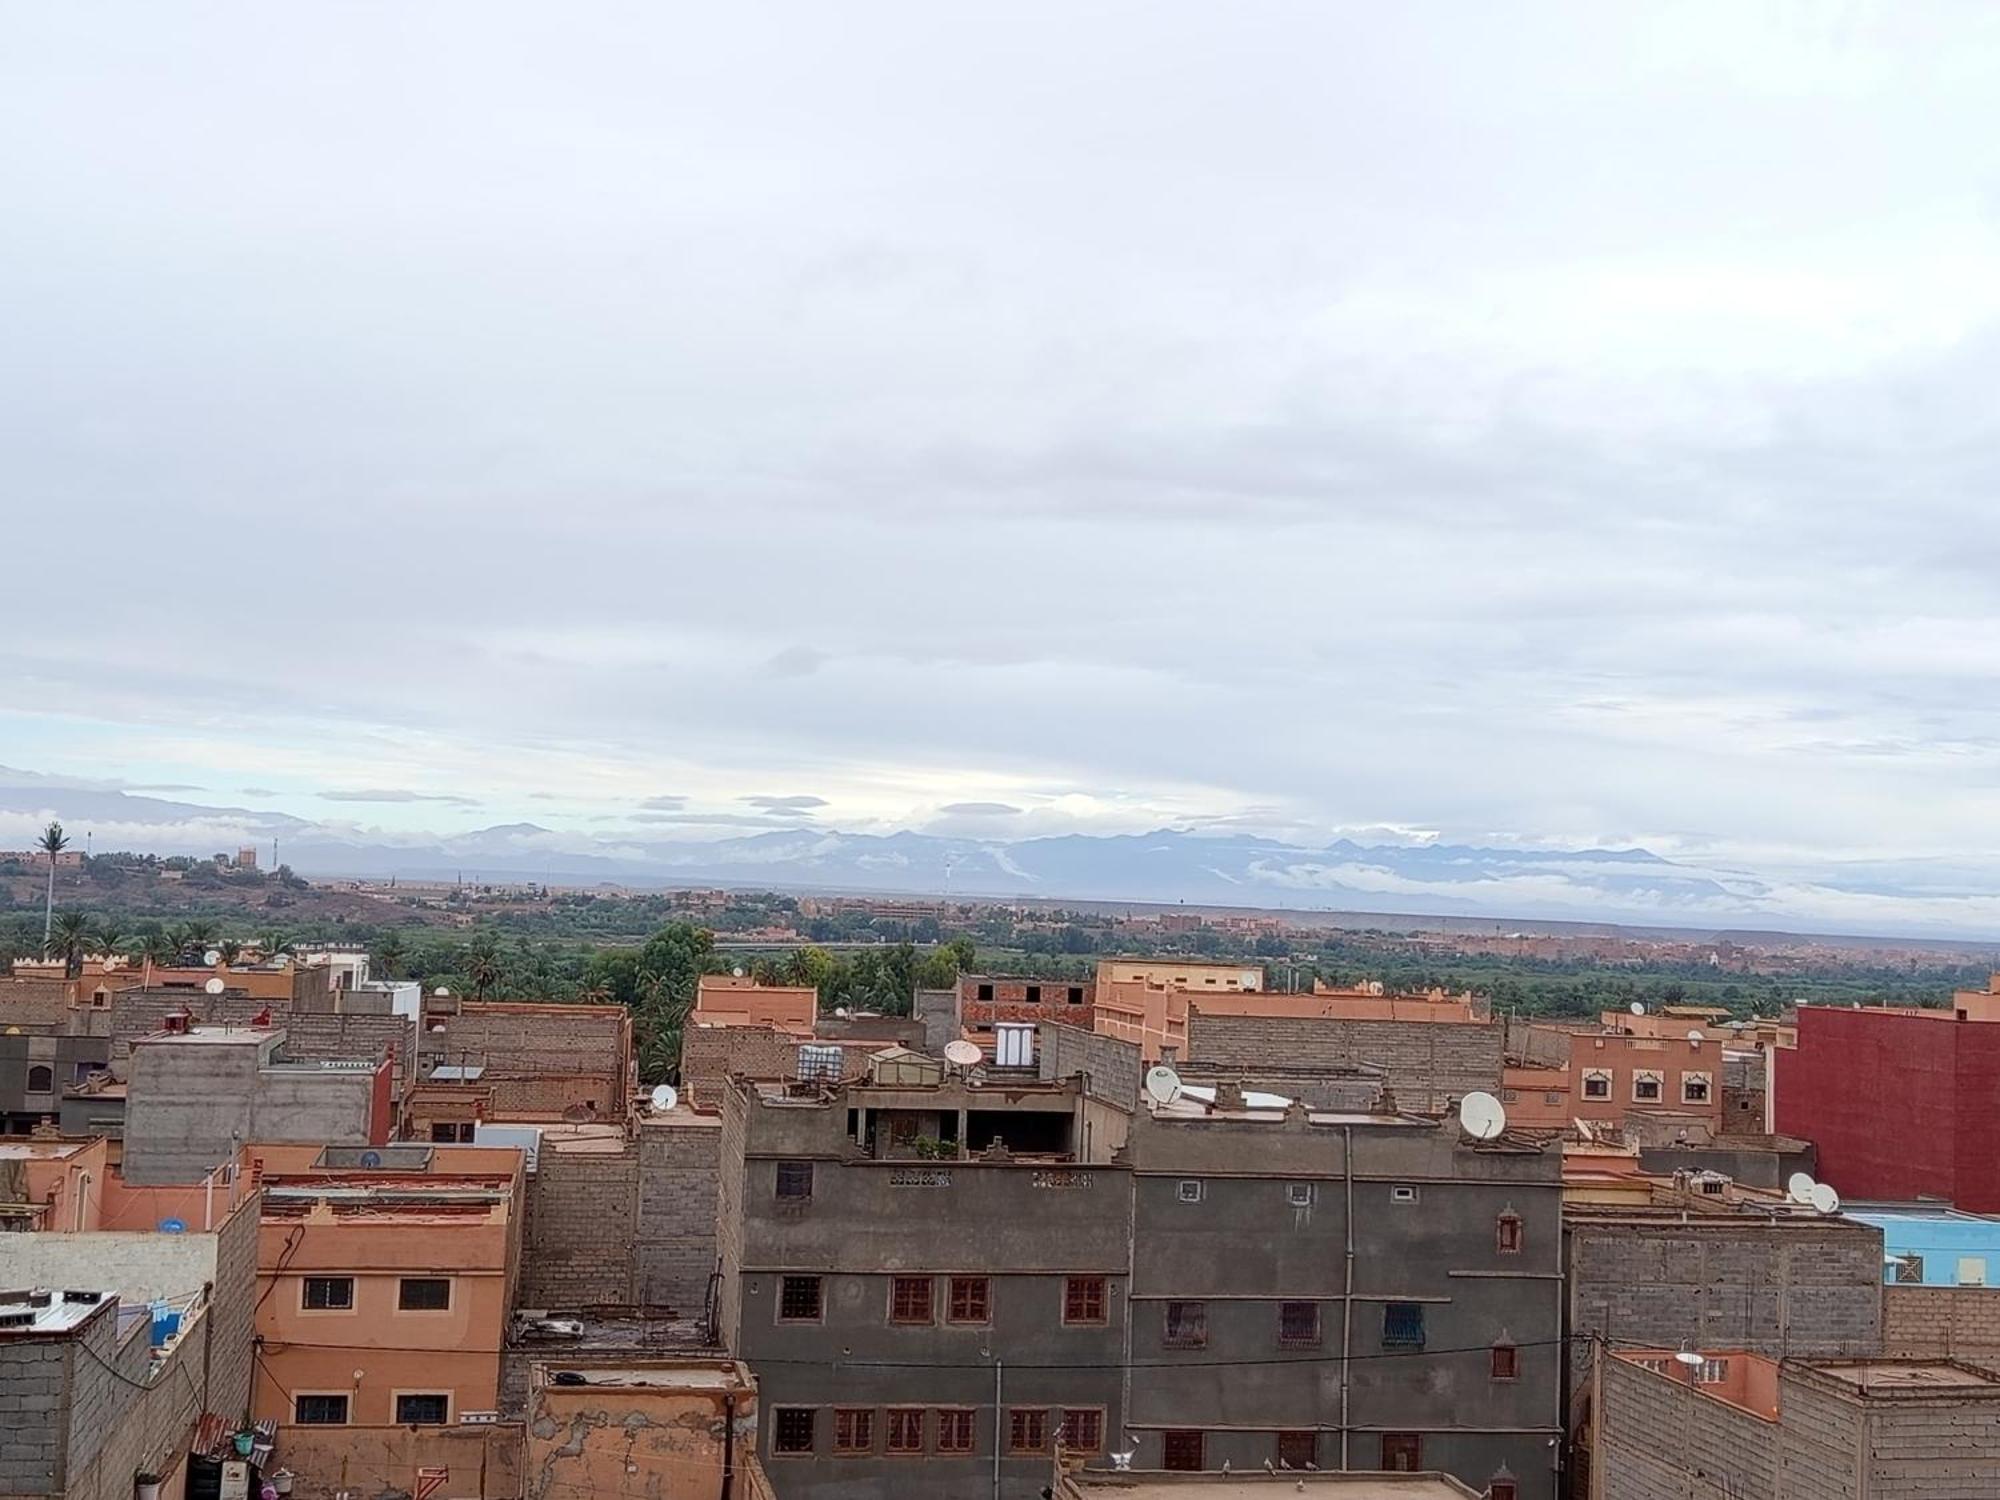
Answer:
(25, 1065, 54, 1093)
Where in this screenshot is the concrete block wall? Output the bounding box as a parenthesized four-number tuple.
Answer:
(0, 1335, 65, 1494)
(207, 1190, 262, 1421)
(518, 1141, 639, 1308)
(1595, 1354, 1777, 1500)
(418, 1006, 627, 1087)
(1883, 1285, 2000, 1366)
(1038, 1022, 1142, 1107)
(636, 1118, 721, 1316)
(1186, 1011, 1503, 1111)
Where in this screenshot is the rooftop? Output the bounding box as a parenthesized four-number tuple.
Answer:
(1809, 1359, 2000, 1395)
(0, 1289, 111, 1336)
(1062, 1474, 1477, 1498)
(0, 1140, 95, 1161)
(537, 1359, 751, 1391)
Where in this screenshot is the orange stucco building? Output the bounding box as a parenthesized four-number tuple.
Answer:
(251, 1143, 524, 1429)
(691, 975, 818, 1035)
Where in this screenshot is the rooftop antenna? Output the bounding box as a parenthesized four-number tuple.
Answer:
(1786, 1171, 1817, 1206)
(1458, 1091, 1507, 1141)
(1810, 1182, 1841, 1216)
(1630, 1001, 1646, 1017)
(1686, 1029, 1704, 1047)
(203, 949, 222, 967)
(1674, 1341, 1704, 1369)
(1143, 1064, 1183, 1107)
(944, 1039, 983, 1070)
(203, 977, 225, 996)
(648, 1084, 679, 1113)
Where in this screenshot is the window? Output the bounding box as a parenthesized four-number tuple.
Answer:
(1490, 1483, 1518, 1500)
(1025, 985, 1042, 1003)
(1491, 1344, 1518, 1380)
(395, 1393, 449, 1424)
(398, 1278, 451, 1311)
(1063, 1276, 1107, 1325)
(833, 1408, 875, 1454)
(891, 1276, 934, 1324)
(976, 983, 994, 1002)
(1682, 1072, 1712, 1104)
(1286, 1182, 1315, 1207)
(936, 1409, 975, 1454)
(1894, 1254, 1925, 1284)
(1163, 1300, 1208, 1348)
(776, 1161, 814, 1200)
(1390, 1185, 1419, 1205)
(772, 1408, 815, 1455)
(25, 1065, 53, 1094)
(1496, 1213, 1523, 1254)
(1582, 1069, 1612, 1100)
(1278, 1301, 1321, 1348)
(1277, 1431, 1317, 1470)
(948, 1276, 990, 1324)
(1008, 1408, 1049, 1454)
(1381, 1433, 1421, 1471)
(73, 1061, 95, 1084)
(1959, 1257, 1988, 1287)
(1061, 1408, 1103, 1453)
(294, 1394, 350, 1425)
(885, 1408, 925, 1454)
(778, 1275, 823, 1321)
(302, 1276, 354, 1311)
(1067, 986, 1085, 1005)
(1177, 1178, 1204, 1203)
(1161, 1430, 1204, 1471)
(1632, 1069, 1663, 1102)
(1383, 1302, 1425, 1348)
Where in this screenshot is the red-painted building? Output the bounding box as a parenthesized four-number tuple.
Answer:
(1774, 1005, 2000, 1211)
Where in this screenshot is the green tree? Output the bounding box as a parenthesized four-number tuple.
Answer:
(44, 909, 91, 979)
(465, 935, 504, 1001)
(257, 931, 294, 962)
(216, 939, 244, 966)
(133, 927, 178, 988)
(36, 821, 68, 947)
(90, 919, 125, 964)
(375, 930, 408, 979)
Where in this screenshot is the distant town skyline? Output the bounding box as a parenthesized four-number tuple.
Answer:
(8, 8, 2000, 931)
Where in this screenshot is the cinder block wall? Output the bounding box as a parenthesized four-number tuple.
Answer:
(1186, 1011, 1502, 1111)
(518, 1142, 639, 1308)
(1038, 1022, 1142, 1106)
(636, 1118, 722, 1316)
(1883, 1285, 2000, 1366)
(1595, 1354, 1779, 1500)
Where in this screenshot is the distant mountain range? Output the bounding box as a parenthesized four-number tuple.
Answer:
(1, 775, 1994, 939)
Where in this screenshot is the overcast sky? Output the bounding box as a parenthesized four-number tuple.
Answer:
(6, 4, 2000, 899)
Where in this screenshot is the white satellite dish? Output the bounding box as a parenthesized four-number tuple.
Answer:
(1686, 1030, 1704, 1046)
(1459, 1091, 1507, 1140)
(433, 986, 451, 997)
(1630, 1001, 1646, 1016)
(731, 966, 745, 979)
(648, 1084, 678, 1113)
(1143, 1065, 1183, 1106)
(1786, 1172, 1816, 1205)
(1674, 1345, 1704, 1368)
(1810, 1182, 1841, 1215)
(203, 977, 226, 995)
(944, 1040, 983, 1067)
(203, 948, 222, 966)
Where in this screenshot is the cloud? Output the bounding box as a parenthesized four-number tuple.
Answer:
(126, 783, 205, 793)
(319, 789, 480, 807)
(765, 646, 828, 678)
(240, 787, 280, 797)
(639, 795, 688, 810)
(740, 795, 829, 814)
(938, 801, 1022, 816)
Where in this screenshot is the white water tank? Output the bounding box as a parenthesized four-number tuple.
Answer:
(993, 1022, 1036, 1069)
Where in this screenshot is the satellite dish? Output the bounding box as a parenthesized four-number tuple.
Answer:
(944, 1040, 983, 1067)
(1786, 1172, 1816, 1205)
(1811, 1183, 1841, 1215)
(1144, 1065, 1183, 1105)
(359, 1150, 383, 1168)
(731, 966, 745, 979)
(158, 1218, 187, 1234)
(1686, 1030, 1704, 1045)
(433, 986, 451, 997)
(1630, 1001, 1646, 1016)
(429, 1023, 447, 1033)
(1459, 1091, 1507, 1140)
(834, 1007, 849, 1018)
(1109, 1452, 1136, 1472)
(1674, 1346, 1704, 1368)
(203, 948, 222, 966)
(203, 977, 226, 995)
(649, 1084, 679, 1113)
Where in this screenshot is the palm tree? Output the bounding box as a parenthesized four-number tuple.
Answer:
(182, 919, 219, 954)
(44, 910, 91, 979)
(216, 939, 244, 966)
(375, 930, 408, 980)
(166, 924, 195, 964)
(90, 920, 125, 967)
(464, 935, 503, 1001)
(257, 931, 294, 963)
(36, 822, 68, 947)
(133, 928, 178, 988)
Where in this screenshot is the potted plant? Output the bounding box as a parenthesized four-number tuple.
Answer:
(135, 1469, 163, 1500)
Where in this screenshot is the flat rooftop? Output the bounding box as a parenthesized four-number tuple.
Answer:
(1066, 1475, 1475, 1498)
(0, 1140, 95, 1161)
(1812, 1360, 2000, 1394)
(0, 1290, 109, 1335)
(541, 1362, 748, 1390)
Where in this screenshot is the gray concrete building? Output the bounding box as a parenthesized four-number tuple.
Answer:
(121, 1026, 390, 1184)
(1184, 1010, 1504, 1114)
(2, 1032, 109, 1135)
(717, 1054, 1562, 1500)
(1587, 1346, 2000, 1498)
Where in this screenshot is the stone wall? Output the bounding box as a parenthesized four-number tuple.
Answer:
(636, 1116, 721, 1317)
(518, 1140, 639, 1309)
(0, 1328, 65, 1494)
(1186, 1010, 1503, 1112)
(1594, 1352, 1778, 1500)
